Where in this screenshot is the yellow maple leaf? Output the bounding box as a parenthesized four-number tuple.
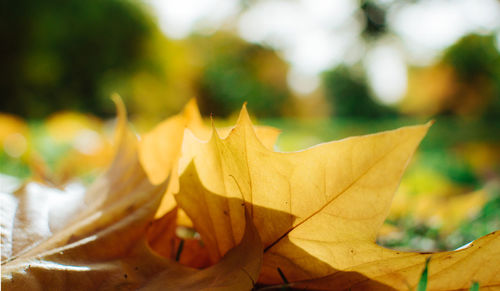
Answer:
(175, 105, 500, 289)
(1, 97, 263, 291)
(138, 99, 280, 220)
(3, 99, 499, 290)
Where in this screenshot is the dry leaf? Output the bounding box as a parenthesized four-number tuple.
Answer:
(174, 105, 500, 289)
(292, 231, 499, 290)
(145, 208, 212, 268)
(138, 99, 280, 220)
(1, 95, 171, 289)
(139, 99, 279, 186)
(3, 98, 499, 290)
(142, 212, 263, 291)
(1, 97, 263, 291)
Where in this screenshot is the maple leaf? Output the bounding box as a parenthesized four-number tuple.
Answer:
(3, 98, 499, 290)
(175, 105, 500, 290)
(1, 97, 263, 290)
(138, 99, 280, 219)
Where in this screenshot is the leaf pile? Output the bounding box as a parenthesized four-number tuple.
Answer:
(2, 97, 499, 290)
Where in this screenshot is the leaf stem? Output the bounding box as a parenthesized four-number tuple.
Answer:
(277, 267, 289, 285)
(175, 239, 185, 262)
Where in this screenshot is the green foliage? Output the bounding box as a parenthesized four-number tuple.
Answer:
(420, 149, 478, 187)
(322, 66, 397, 118)
(470, 282, 479, 291)
(0, 154, 31, 179)
(381, 187, 500, 252)
(380, 218, 442, 251)
(198, 40, 289, 117)
(443, 34, 500, 80)
(454, 187, 500, 245)
(442, 34, 500, 120)
(417, 257, 430, 291)
(0, 0, 154, 118)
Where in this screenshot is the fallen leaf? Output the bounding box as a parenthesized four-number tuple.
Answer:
(292, 231, 500, 290)
(4, 99, 499, 290)
(139, 99, 280, 186)
(138, 99, 280, 219)
(139, 99, 202, 186)
(174, 105, 500, 289)
(146, 208, 212, 268)
(142, 211, 263, 291)
(1, 95, 171, 289)
(2, 96, 264, 291)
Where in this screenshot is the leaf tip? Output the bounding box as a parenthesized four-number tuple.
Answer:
(237, 103, 253, 127)
(110, 93, 130, 146)
(111, 93, 127, 118)
(183, 98, 202, 121)
(209, 114, 223, 141)
(185, 97, 198, 109)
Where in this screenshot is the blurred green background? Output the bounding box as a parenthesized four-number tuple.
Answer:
(1, 0, 500, 252)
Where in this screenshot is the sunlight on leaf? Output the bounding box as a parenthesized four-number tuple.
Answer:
(2, 99, 499, 290)
(139, 99, 280, 220)
(174, 106, 500, 289)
